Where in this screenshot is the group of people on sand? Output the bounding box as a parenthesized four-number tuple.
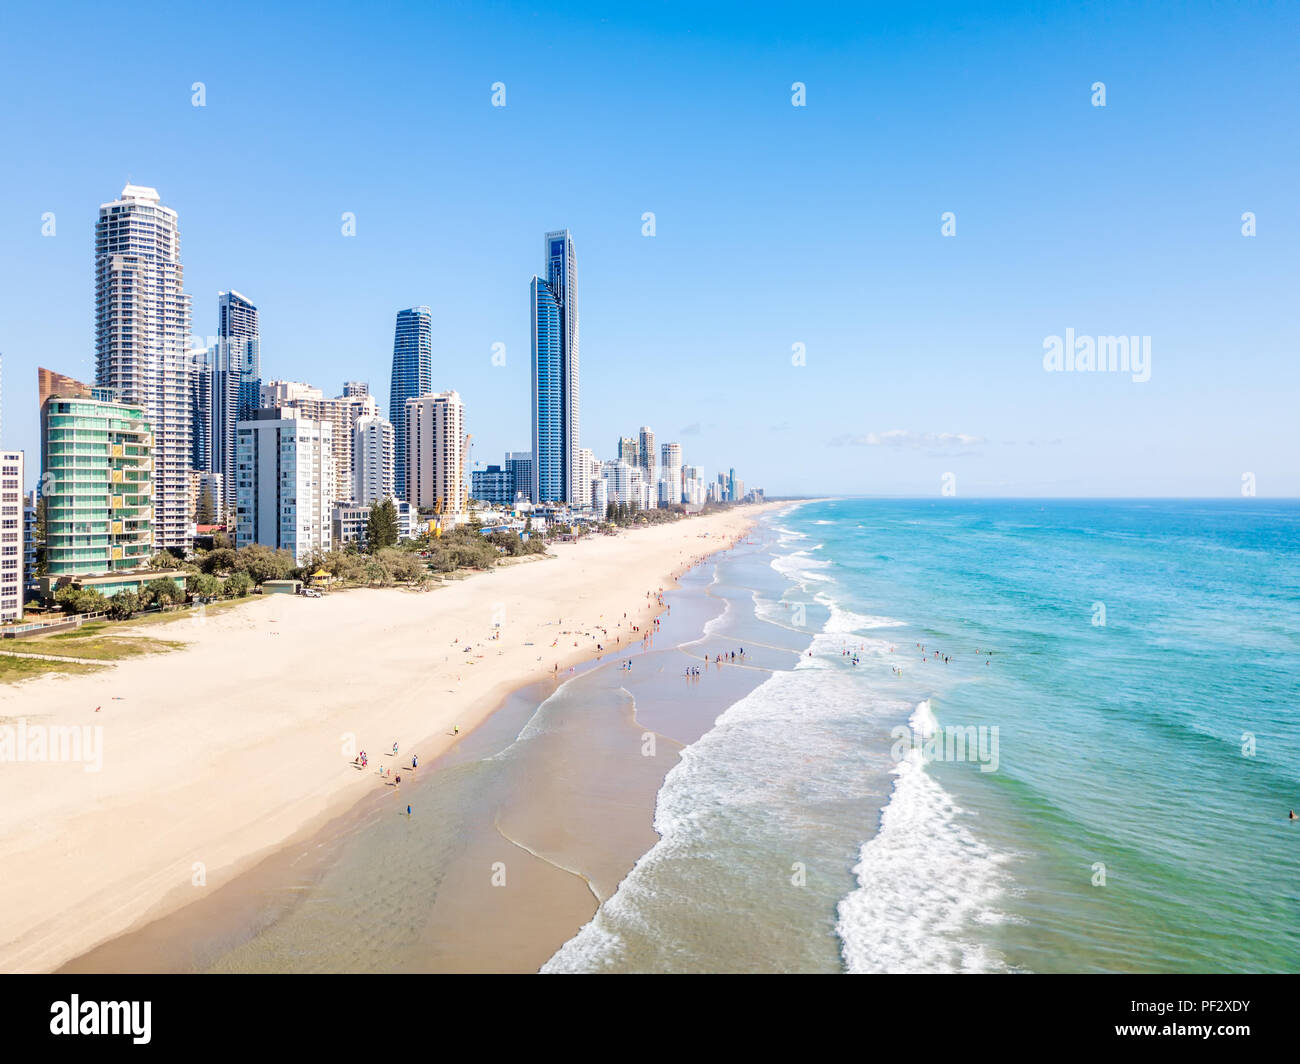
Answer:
(365, 742, 426, 789)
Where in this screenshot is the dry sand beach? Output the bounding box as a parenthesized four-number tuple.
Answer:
(0, 504, 779, 972)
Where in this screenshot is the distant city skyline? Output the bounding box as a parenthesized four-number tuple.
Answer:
(2, 2, 1297, 496)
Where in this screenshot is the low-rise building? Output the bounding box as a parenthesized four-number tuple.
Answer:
(471, 464, 515, 507)
(332, 497, 416, 549)
(331, 502, 369, 550)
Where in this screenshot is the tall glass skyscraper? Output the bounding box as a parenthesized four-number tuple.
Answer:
(209, 290, 260, 519)
(95, 184, 192, 550)
(530, 230, 579, 504)
(389, 306, 432, 499)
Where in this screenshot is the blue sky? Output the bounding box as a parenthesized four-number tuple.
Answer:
(1, 0, 1296, 496)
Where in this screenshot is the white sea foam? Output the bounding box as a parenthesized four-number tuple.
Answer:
(548, 516, 1010, 974)
(699, 596, 732, 638)
(770, 549, 831, 588)
(834, 700, 1013, 973)
(815, 593, 905, 636)
(751, 592, 805, 631)
(543, 665, 897, 972)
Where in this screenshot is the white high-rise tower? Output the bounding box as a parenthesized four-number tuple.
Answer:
(95, 184, 194, 551)
(353, 413, 396, 506)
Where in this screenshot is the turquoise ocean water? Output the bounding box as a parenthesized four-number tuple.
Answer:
(547, 499, 1300, 973)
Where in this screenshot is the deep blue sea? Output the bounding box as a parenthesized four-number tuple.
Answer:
(547, 499, 1300, 972)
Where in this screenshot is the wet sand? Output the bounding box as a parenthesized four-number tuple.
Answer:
(2, 505, 783, 972)
(59, 528, 796, 973)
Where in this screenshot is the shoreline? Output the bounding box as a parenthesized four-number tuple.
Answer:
(1, 503, 791, 972)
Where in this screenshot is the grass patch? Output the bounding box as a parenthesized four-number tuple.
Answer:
(0, 656, 108, 682)
(23, 635, 186, 661)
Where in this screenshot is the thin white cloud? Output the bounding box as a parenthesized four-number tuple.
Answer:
(829, 430, 986, 449)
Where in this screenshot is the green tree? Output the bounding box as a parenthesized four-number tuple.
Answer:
(487, 529, 524, 556)
(234, 543, 295, 584)
(222, 571, 253, 598)
(317, 549, 367, 585)
(188, 572, 222, 600)
(376, 547, 427, 585)
(366, 497, 400, 550)
(106, 589, 141, 620)
(199, 547, 238, 575)
(146, 578, 183, 607)
(54, 586, 109, 615)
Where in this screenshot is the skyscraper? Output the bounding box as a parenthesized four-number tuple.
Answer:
(95, 184, 193, 551)
(576, 447, 597, 508)
(262, 379, 376, 508)
(207, 290, 261, 520)
(190, 346, 214, 475)
(405, 391, 465, 515)
(1, 449, 23, 622)
(236, 408, 333, 565)
(389, 307, 433, 499)
(530, 230, 579, 504)
(660, 442, 682, 505)
(638, 426, 657, 503)
(353, 413, 395, 506)
(617, 436, 638, 467)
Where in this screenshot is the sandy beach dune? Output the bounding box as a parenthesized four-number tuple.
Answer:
(0, 506, 775, 972)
